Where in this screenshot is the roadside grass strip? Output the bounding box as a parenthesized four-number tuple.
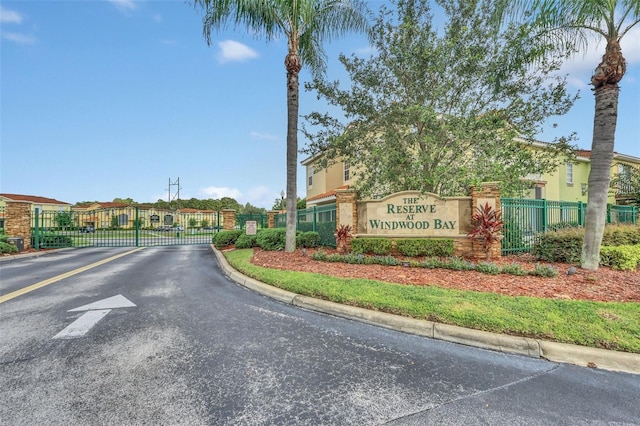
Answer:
(225, 249, 640, 353)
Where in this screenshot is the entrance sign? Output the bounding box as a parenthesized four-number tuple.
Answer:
(246, 221, 257, 235)
(357, 191, 471, 237)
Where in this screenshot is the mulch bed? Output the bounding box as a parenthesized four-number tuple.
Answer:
(249, 248, 640, 303)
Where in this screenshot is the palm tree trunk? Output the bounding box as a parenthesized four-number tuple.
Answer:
(581, 84, 618, 270)
(285, 56, 301, 252)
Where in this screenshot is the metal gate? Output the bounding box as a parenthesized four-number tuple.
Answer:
(32, 207, 221, 249)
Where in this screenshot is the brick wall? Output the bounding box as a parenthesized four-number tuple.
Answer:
(5, 201, 32, 249)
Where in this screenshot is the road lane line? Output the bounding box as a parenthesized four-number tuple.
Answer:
(0, 247, 145, 304)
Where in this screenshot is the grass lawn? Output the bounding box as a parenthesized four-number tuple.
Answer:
(225, 249, 640, 353)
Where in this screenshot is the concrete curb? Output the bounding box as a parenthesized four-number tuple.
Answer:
(212, 246, 640, 375)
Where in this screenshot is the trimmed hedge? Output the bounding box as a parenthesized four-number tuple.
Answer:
(32, 234, 73, 248)
(297, 231, 320, 248)
(532, 224, 640, 266)
(0, 241, 18, 254)
(235, 233, 258, 249)
(256, 228, 286, 251)
(213, 230, 243, 248)
(395, 239, 454, 257)
(600, 245, 640, 271)
(351, 238, 393, 255)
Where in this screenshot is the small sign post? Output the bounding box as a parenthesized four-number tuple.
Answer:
(246, 221, 257, 235)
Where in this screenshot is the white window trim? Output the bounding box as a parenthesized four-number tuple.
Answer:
(566, 162, 573, 185)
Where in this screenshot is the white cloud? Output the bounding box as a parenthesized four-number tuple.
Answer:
(250, 131, 280, 141)
(200, 186, 243, 200)
(242, 186, 276, 208)
(217, 40, 259, 63)
(2, 32, 36, 45)
(0, 5, 22, 24)
(107, 0, 137, 13)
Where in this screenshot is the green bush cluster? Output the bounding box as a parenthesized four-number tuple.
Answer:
(32, 234, 73, 249)
(532, 228, 583, 263)
(216, 228, 321, 250)
(351, 238, 393, 255)
(297, 231, 320, 248)
(351, 238, 455, 257)
(532, 224, 640, 267)
(394, 239, 454, 257)
(312, 251, 559, 278)
(213, 230, 243, 248)
(600, 245, 640, 271)
(256, 228, 286, 251)
(601, 224, 640, 246)
(0, 235, 18, 254)
(235, 233, 258, 249)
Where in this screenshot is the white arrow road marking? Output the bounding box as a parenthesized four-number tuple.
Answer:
(53, 295, 136, 339)
(68, 294, 136, 312)
(53, 309, 111, 339)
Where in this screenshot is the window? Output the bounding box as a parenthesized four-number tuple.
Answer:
(566, 162, 573, 185)
(344, 162, 350, 182)
(307, 166, 313, 187)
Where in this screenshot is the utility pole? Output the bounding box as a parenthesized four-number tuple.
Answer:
(168, 177, 181, 211)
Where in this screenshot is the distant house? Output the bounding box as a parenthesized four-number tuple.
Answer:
(0, 193, 72, 230)
(71, 202, 220, 230)
(301, 144, 640, 206)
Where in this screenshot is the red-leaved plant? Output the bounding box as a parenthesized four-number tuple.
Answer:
(334, 224, 353, 254)
(468, 202, 503, 260)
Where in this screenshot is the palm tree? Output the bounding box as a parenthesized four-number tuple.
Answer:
(194, 0, 370, 252)
(496, 0, 639, 270)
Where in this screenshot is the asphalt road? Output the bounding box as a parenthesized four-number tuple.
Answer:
(1, 246, 639, 425)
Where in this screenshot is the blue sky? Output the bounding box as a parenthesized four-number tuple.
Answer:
(1, 1, 639, 209)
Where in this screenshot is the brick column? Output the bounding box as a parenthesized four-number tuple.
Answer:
(5, 201, 32, 249)
(267, 211, 277, 228)
(469, 182, 502, 260)
(222, 209, 236, 231)
(335, 189, 358, 252)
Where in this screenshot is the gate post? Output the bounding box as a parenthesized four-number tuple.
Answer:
(267, 211, 277, 228)
(5, 201, 32, 250)
(469, 182, 502, 260)
(222, 209, 236, 231)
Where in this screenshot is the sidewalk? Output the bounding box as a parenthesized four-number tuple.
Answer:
(212, 246, 640, 375)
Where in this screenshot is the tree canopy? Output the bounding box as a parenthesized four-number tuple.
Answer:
(302, 0, 578, 198)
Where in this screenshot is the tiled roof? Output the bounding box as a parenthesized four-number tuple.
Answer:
(0, 193, 71, 205)
(307, 185, 350, 202)
(575, 150, 591, 158)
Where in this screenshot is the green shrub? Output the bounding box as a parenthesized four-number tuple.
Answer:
(297, 231, 320, 248)
(443, 257, 476, 271)
(312, 249, 327, 261)
(415, 257, 446, 269)
(475, 262, 501, 275)
(532, 228, 583, 263)
(256, 228, 286, 251)
(0, 241, 18, 254)
(547, 221, 580, 232)
(213, 230, 243, 248)
(351, 238, 392, 255)
(602, 224, 640, 246)
(33, 234, 73, 248)
(235, 233, 258, 249)
(529, 263, 558, 277)
(500, 263, 528, 276)
(600, 245, 640, 271)
(394, 239, 455, 257)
